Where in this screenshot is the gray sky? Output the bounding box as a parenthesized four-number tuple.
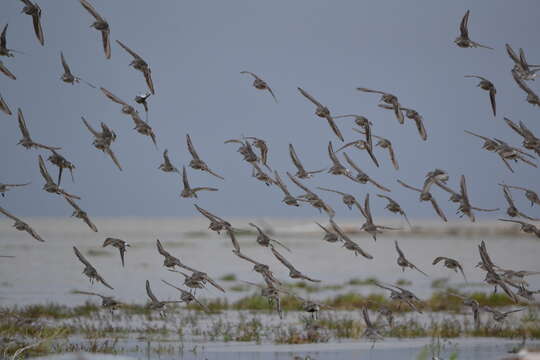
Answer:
(1, 0, 539, 220)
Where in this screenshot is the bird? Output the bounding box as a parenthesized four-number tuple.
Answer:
(242, 279, 286, 319)
(0, 60, 16, 80)
(240, 71, 277, 102)
(317, 187, 361, 211)
(17, 109, 61, 150)
(499, 219, 540, 238)
(464, 75, 497, 116)
(331, 220, 373, 259)
(272, 170, 300, 207)
(378, 104, 427, 141)
(81, 116, 122, 171)
(103, 238, 130, 267)
(357, 87, 404, 124)
(454, 10, 492, 49)
(397, 179, 447, 222)
(362, 307, 384, 343)
(499, 184, 540, 221)
(354, 130, 399, 170)
(270, 247, 321, 283)
(506, 43, 540, 81)
(377, 194, 411, 227)
(504, 117, 540, 156)
(477, 241, 520, 303)
(288, 143, 325, 179)
(503, 185, 540, 207)
(448, 292, 481, 329)
(343, 153, 390, 192)
(315, 221, 339, 243)
(464, 130, 500, 152)
(19, 0, 44, 46)
(0, 182, 30, 197)
(225, 137, 259, 163)
(494, 138, 537, 173)
(513, 70, 540, 107)
(64, 196, 98, 232)
(47, 149, 76, 186)
(180, 166, 218, 199)
(233, 250, 281, 286)
(287, 172, 335, 218)
(0, 92, 12, 115)
(80, 0, 111, 59)
(161, 280, 210, 312)
(38, 155, 80, 199)
(158, 150, 179, 173)
(156, 239, 185, 269)
(186, 134, 224, 180)
(297, 87, 344, 141)
(194, 205, 232, 234)
(358, 194, 398, 241)
(327, 142, 351, 176)
(245, 137, 270, 168)
(116, 40, 155, 94)
(374, 282, 422, 313)
(432, 257, 467, 282)
(394, 241, 428, 276)
(334, 114, 373, 148)
(250, 162, 275, 186)
(72, 290, 121, 310)
(145, 280, 180, 317)
(456, 175, 499, 222)
(73, 246, 113, 290)
(0, 24, 17, 58)
(249, 223, 290, 252)
(134, 92, 151, 120)
(59, 52, 95, 88)
(0, 206, 44, 242)
(483, 306, 525, 323)
(335, 138, 379, 168)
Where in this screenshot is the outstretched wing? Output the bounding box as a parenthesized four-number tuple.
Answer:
(116, 39, 142, 60)
(73, 246, 92, 267)
(101, 87, 128, 106)
(60, 52, 72, 75)
(430, 197, 448, 222)
(145, 280, 159, 302)
(271, 247, 296, 272)
(80, 0, 104, 21)
(459, 10, 470, 38)
(297, 87, 323, 107)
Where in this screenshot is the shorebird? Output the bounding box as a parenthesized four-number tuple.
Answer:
(0, 206, 43, 242)
(374, 282, 422, 313)
(73, 291, 121, 310)
(513, 70, 540, 107)
(315, 222, 339, 243)
(145, 280, 180, 317)
(478, 241, 519, 303)
(377, 194, 411, 227)
(156, 239, 185, 269)
(433, 257, 467, 282)
(245, 137, 270, 168)
(506, 44, 540, 81)
(448, 292, 481, 329)
(362, 307, 384, 344)
(456, 175, 499, 222)
(287, 172, 335, 218)
(100, 87, 157, 146)
(158, 150, 179, 173)
(336, 139, 379, 168)
(102, 238, 130, 267)
(397, 179, 447, 222)
(17, 109, 60, 150)
(297, 87, 344, 141)
(464, 75, 497, 116)
(465, 130, 500, 153)
(243, 279, 286, 319)
(332, 220, 373, 259)
(234, 250, 281, 286)
(334, 114, 373, 148)
(327, 142, 350, 176)
(134, 92, 151, 120)
(494, 138, 537, 173)
(180, 166, 218, 199)
(317, 187, 360, 210)
(499, 185, 539, 221)
(186, 134, 224, 179)
(289, 293, 331, 321)
(503, 185, 540, 207)
(194, 204, 232, 233)
(60, 52, 95, 88)
(250, 162, 275, 186)
(64, 197, 97, 232)
(271, 247, 321, 283)
(0, 24, 17, 58)
(161, 279, 210, 312)
(273, 171, 300, 207)
(423, 169, 449, 194)
(357, 87, 404, 124)
(19, 0, 44, 46)
(80, 0, 111, 59)
(354, 130, 399, 170)
(378, 104, 427, 141)
(47, 150, 75, 186)
(81, 116, 122, 171)
(454, 10, 492, 49)
(359, 194, 398, 241)
(499, 219, 540, 238)
(249, 223, 290, 252)
(504, 117, 540, 156)
(288, 143, 325, 179)
(0, 92, 11, 115)
(116, 40, 155, 94)
(0, 182, 30, 197)
(225, 138, 259, 163)
(38, 155, 80, 199)
(0, 60, 15, 80)
(343, 153, 390, 192)
(483, 307, 525, 323)
(240, 71, 277, 102)
(73, 246, 113, 290)
(394, 241, 428, 276)
(498, 269, 540, 288)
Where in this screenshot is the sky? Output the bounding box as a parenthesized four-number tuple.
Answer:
(1, 0, 539, 220)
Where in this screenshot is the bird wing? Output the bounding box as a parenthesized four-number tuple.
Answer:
(116, 39, 142, 60)
(432, 257, 446, 265)
(394, 240, 405, 258)
(0, 62, 16, 80)
(506, 44, 520, 64)
(73, 246, 92, 267)
(80, 0, 104, 21)
(430, 197, 448, 222)
(186, 134, 200, 160)
(502, 186, 514, 207)
(464, 75, 487, 81)
(369, 177, 391, 192)
(0, 93, 11, 115)
(96, 273, 114, 290)
(105, 148, 122, 171)
(286, 172, 314, 195)
(364, 194, 374, 224)
(145, 280, 159, 302)
(342, 152, 361, 173)
(460, 10, 470, 38)
(234, 250, 262, 266)
(365, 144, 380, 167)
(489, 88, 497, 116)
(288, 144, 305, 171)
(17, 108, 31, 139)
(464, 130, 492, 142)
(31, 5, 44, 46)
(101, 29, 111, 59)
(144, 68, 155, 94)
(356, 87, 385, 95)
(297, 87, 323, 107)
(0, 206, 21, 222)
(325, 115, 344, 141)
(397, 179, 421, 193)
(81, 117, 99, 137)
(513, 70, 536, 96)
(327, 141, 342, 165)
(227, 229, 241, 253)
(38, 155, 54, 184)
(60, 52, 72, 75)
(0, 24, 7, 49)
(64, 195, 81, 212)
(100, 87, 127, 106)
(271, 247, 296, 272)
(413, 116, 427, 141)
(205, 276, 226, 293)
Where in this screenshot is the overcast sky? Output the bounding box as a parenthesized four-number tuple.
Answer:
(1, 0, 539, 220)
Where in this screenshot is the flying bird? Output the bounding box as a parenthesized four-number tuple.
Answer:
(180, 166, 218, 199)
(145, 280, 180, 317)
(394, 241, 428, 276)
(271, 247, 321, 283)
(454, 10, 492, 49)
(334, 114, 373, 148)
(38, 155, 80, 199)
(116, 40, 155, 94)
(331, 220, 373, 259)
(272, 170, 300, 207)
(456, 175, 499, 222)
(397, 179, 447, 222)
(19, 0, 44, 46)
(502, 185, 540, 207)
(359, 194, 399, 241)
(343, 153, 390, 191)
(354, 130, 399, 170)
(60, 52, 95, 88)
(73, 290, 121, 310)
(17, 109, 61, 150)
(80, 0, 111, 59)
(81, 116, 122, 171)
(161, 279, 210, 312)
(512, 70, 540, 107)
(288, 143, 325, 179)
(377, 194, 411, 227)
(158, 150, 179, 173)
(0, 182, 30, 197)
(499, 184, 539, 221)
(297, 87, 344, 141)
(378, 104, 427, 141)
(317, 187, 361, 211)
(0, 92, 12, 115)
(433, 257, 467, 282)
(357, 87, 404, 124)
(73, 246, 113, 289)
(504, 117, 540, 156)
(249, 223, 290, 252)
(506, 44, 540, 81)
(336, 139, 379, 168)
(64, 196, 98, 232)
(240, 71, 277, 102)
(103, 238, 130, 267)
(499, 219, 540, 238)
(47, 149, 75, 186)
(0, 206, 44, 242)
(465, 75, 497, 116)
(186, 134, 224, 180)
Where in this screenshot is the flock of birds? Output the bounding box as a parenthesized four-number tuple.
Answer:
(1, 3, 540, 343)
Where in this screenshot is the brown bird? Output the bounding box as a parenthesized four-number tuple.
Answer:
(73, 246, 113, 289)
(158, 149, 179, 173)
(315, 221, 339, 243)
(47, 149, 75, 186)
(483, 306, 525, 323)
(0, 92, 12, 115)
(186, 134, 224, 180)
(287, 172, 335, 218)
(288, 143, 325, 179)
(116, 40, 155, 94)
(504, 117, 540, 156)
(503, 185, 540, 207)
(513, 70, 540, 107)
(357, 87, 404, 124)
(506, 44, 540, 81)
(327, 141, 351, 176)
(448, 292, 481, 329)
(354, 130, 399, 170)
(394, 241, 428, 276)
(378, 104, 427, 141)
(194, 205, 232, 234)
(317, 187, 361, 211)
(499, 219, 540, 238)
(297, 87, 344, 141)
(362, 307, 384, 343)
(19, 0, 44, 46)
(233, 250, 282, 286)
(478, 241, 519, 303)
(343, 153, 390, 191)
(145, 280, 181, 317)
(499, 184, 539, 221)
(73, 290, 121, 309)
(180, 166, 218, 199)
(331, 220, 373, 259)
(465, 75, 497, 116)
(245, 137, 270, 168)
(0, 206, 43, 242)
(249, 223, 290, 252)
(334, 114, 373, 148)
(336, 139, 379, 168)
(81, 116, 122, 171)
(272, 170, 300, 207)
(0, 60, 16, 80)
(17, 109, 60, 150)
(241, 71, 277, 102)
(64, 196, 97, 232)
(359, 194, 399, 241)
(397, 179, 447, 222)
(271, 247, 321, 283)
(103, 238, 130, 267)
(38, 155, 80, 199)
(80, 0, 111, 59)
(0, 24, 17, 58)
(161, 279, 210, 312)
(433, 257, 467, 282)
(377, 194, 411, 227)
(59, 52, 95, 88)
(156, 239, 185, 269)
(456, 175, 499, 222)
(454, 10, 492, 49)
